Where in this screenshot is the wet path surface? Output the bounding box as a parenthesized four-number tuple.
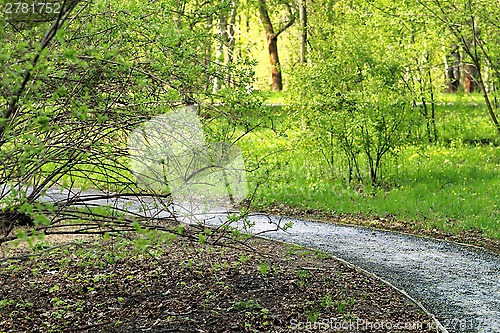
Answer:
(39, 189, 500, 333)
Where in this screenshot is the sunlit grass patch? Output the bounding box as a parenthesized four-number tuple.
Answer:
(243, 96, 500, 239)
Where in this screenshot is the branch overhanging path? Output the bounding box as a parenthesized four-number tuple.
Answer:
(247, 217, 499, 333)
(11, 188, 500, 333)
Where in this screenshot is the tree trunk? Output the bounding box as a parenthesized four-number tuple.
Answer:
(475, 64, 500, 137)
(464, 63, 477, 93)
(299, 0, 307, 63)
(257, 0, 294, 91)
(447, 44, 461, 93)
(205, 16, 213, 92)
(267, 36, 283, 91)
(227, 0, 238, 65)
(213, 8, 229, 93)
(465, 17, 500, 137)
(426, 53, 438, 142)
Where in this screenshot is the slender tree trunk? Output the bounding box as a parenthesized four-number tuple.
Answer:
(227, 0, 238, 64)
(447, 44, 461, 93)
(213, 8, 229, 92)
(421, 97, 431, 142)
(429, 70, 438, 142)
(205, 16, 213, 92)
(299, 0, 307, 63)
(476, 66, 500, 137)
(426, 52, 438, 142)
(466, 18, 500, 137)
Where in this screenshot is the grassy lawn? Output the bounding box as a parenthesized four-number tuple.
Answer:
(241, 93, 500, 241)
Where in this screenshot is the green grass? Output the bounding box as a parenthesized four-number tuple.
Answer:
(434, 92, 499, 145)
(21, 92, 498, 240)
(242, 93, 500, 239)
(256, 90, 287, 105)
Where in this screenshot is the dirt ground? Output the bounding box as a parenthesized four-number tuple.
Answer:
(0, 230, 436, 332)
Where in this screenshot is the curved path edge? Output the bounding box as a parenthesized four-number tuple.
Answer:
(266, 235, 449, 333)
(21, 189, 500, 333)
(199, 213, 499, 333)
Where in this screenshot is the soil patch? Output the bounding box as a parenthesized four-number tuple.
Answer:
(0, 231, 435, 332)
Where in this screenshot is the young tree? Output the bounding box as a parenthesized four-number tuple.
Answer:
(256, 0, 296, 91)
(288, 0, 416, 185)
(415, 0, 500, 137)
(298, 0, 307, 63)
(0, 0, 265, 244)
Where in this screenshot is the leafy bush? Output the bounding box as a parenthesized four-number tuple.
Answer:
(288, 12, 417, 186)
(0, 0, 264, 244)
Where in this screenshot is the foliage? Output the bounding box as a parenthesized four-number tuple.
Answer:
(0, 0, 265, 244)
(288, 1, 417, 185)
(249, 107, 500, 238)
(2, 0, 499, 247)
